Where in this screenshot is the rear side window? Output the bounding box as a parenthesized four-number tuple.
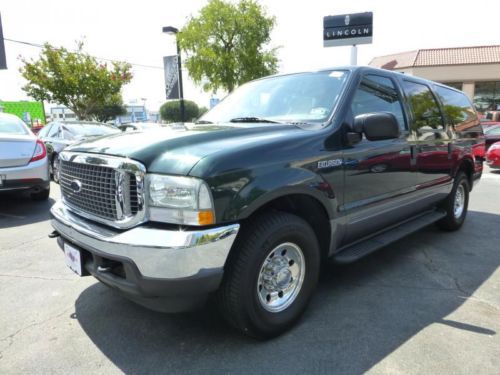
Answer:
(0, 115, 29, 135)
(435, 86, 477, 129)
(351, 74, 406, 130)
(402, 81, 444, 131)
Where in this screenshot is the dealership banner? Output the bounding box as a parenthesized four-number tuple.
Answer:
(163, 55, 179, 100)
(0, 13, 7, 70)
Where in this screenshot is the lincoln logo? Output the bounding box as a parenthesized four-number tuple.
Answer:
(345, 15, 350, 26)
(70, 180, 82, 193)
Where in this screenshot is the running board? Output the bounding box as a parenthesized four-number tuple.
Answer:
(332, 210, 446, 264)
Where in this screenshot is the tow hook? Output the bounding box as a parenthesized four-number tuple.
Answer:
(48, 231, 60, 238)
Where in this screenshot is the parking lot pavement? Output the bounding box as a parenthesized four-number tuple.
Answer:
(0, 170, 499, 375)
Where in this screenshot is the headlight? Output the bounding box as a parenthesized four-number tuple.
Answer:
(147, 174, 215, 226)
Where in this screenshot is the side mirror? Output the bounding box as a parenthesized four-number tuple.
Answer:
(353, 112, 400, 141)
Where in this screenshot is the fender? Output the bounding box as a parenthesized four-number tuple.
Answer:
(217, 166, 337, 223)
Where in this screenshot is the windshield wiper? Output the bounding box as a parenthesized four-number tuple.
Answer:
(229, 117, 281, 124)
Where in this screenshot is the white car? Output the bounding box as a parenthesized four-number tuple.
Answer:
(0, 113, 50, 200)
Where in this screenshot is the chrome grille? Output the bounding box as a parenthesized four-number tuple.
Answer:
(60, 161, 118, 220)
(58, 152, 146, 229)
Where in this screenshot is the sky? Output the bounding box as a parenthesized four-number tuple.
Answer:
(1, 0, 500, 111)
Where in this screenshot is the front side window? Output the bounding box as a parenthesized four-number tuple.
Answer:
(402, 81, 444, 132)
(200, 70, 350, 125)
(351, 74, 406, 130)
(47, 123, 60, 138)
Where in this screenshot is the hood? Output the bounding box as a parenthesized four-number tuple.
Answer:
(66, 124, 304, 175)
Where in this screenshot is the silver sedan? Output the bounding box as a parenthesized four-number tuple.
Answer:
(0, 113, 50, 200)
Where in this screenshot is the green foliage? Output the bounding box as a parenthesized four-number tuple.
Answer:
(88, 94, 127, 123)
(198, 106, 209, 117)
(20, 42, 132, 120)
(178, 0, 278, 93)
(160, 100, 200, 122)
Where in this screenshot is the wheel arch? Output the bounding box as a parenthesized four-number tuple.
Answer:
(238, 192, 334, 263)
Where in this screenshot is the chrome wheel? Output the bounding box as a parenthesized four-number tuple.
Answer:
(257, 242, 305, 313)
(454, 184, 465, 219)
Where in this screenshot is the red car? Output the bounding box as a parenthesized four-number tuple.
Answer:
(486, 141, 500, 169)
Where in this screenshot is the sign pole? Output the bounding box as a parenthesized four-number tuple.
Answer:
(350, 45, 357, 66)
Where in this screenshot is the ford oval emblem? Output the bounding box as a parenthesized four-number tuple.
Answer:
(70, 180, 82, 193)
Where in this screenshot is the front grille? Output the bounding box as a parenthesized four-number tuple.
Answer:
(60, 161, 118, 220)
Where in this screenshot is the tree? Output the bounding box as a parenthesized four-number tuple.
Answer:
(160, 100, 200, 122)
(178, 0, 278, 93)
(88, 94, 127, 123)
(20, 42, 132, 120)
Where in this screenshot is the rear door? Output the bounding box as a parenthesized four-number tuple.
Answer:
(401, 80, 453, 191)
(341, 73, 417, 244)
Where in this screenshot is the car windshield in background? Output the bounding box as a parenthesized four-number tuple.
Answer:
(0, 116, 29, 135)
(66, 123, 119, 137)
(485, 125, 500, 135)
(200, 70, 349, 125)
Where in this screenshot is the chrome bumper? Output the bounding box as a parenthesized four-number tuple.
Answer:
(50, 200, 239, 279)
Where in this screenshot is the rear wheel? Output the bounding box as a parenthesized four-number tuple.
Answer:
(218, 211, 320, 339)
(437, 172, 469, 231)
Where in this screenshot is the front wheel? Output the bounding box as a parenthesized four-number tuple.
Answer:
(437, 171, 470, 231)
(218, 211, 321, 339)
(51, 154, 60, 184)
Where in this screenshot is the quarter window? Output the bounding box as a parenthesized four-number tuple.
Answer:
(435, 86, 477, 130)
(351, 75, 406, 130)
(402, 81, 444, 131)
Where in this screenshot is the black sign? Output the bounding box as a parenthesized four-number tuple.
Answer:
(323, 12, 373, 47)
(163, 55, 179, 100)
(0, 13, 6, 69)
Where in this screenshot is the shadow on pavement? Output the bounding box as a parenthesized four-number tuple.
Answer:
(0, 192, 56, 229)
(75, 211, 499, 374)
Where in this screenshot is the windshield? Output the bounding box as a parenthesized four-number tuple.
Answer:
(0, 115, 29, 135)
(485, 126, 500, 135)
(200, 70, 349, 125)
(66, 123, 119, 137)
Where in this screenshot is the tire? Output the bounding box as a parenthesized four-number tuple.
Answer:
(217, 211, 321, 339)
(52, 154, 60, 184)
(437, 171, 469, 231)
(30, 186, 50, 201)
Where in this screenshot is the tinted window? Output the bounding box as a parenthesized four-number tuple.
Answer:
(351, 75, 406, 130)
(435, 86, 477, 130)
(402, 81, 443, 131)
(0, 115, 29, 135)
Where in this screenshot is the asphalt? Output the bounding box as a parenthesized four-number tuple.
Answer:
(0, 168, 499, 374)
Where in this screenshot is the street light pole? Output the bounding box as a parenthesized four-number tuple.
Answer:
(163, 26, 185, 123)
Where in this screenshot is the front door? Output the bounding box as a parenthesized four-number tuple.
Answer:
(341, 74, 416, 244)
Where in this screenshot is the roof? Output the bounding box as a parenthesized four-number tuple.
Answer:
(369, 45, 500, 70)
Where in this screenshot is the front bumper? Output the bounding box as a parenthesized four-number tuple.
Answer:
(50, 201, 240, 311)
